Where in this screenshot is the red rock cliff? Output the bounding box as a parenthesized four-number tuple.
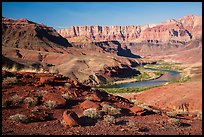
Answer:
(57, 15, 202, 43)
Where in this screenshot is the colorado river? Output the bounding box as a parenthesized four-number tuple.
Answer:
(102, 68, 181, 88)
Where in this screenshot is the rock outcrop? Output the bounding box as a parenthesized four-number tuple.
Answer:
(2, 17, 72, 53)
(57, 15, 202, 44)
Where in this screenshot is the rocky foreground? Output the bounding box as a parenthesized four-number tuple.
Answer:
(2, 71, 202, 135)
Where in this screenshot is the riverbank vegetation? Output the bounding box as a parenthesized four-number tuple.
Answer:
(98, 61, 191, 94)
(104, 66, 164, 86)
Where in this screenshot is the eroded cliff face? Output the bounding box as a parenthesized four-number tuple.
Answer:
(2, 17, 71, 53)
(57, 15, 202, 44)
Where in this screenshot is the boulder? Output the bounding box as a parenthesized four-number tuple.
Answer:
(39, 76, 55, 85)
(129, 105, 145, 116)
(63, 110, 79, 127)
(80, 100, 101, 110)
(42, 93, 66, 108)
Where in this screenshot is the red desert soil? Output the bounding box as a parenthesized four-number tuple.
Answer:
(116, 81, 202, 115)
(2, 71, 202, 135)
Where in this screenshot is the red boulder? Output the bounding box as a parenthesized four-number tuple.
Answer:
(80, 100, 101, 110)
(63, 110, 79, 127)
(42, 93, 66, 108)
(129, 105, 144, 116)
(39, 76, 55, 85)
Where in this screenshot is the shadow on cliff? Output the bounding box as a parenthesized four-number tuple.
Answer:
(94, 40, 141, 59)
(112, 41, 141, 59)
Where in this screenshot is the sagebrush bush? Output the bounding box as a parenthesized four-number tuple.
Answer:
(62, 93, 72, 100)
(24, 97, 37, 107)
(166, 111, 178, 118)
(103, 115, 116, 124)
(48, 66, 59, 74)
(85, 96, 93, 101)
(10, 94, 22, 105)
(35, 90, 48, 97)
(83, 108, 103, 119)
(64, 83, 72, 88)
(9, 114, 29, 123)
(168, 118, 181, 126)
(2, 100, 13, 108)
(131, 99, 139, 105)
(3, 77, 18, 84)
(102, 104, 121, 115)
(44, 100, 57, 109)
(127, 121, 137, 128)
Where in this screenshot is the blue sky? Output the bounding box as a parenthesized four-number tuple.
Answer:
(2, 2, 202, 30)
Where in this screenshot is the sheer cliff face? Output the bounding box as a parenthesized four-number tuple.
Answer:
(57, 15, 202, 43)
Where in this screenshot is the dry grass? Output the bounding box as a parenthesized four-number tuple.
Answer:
(2, 65, 59, 74)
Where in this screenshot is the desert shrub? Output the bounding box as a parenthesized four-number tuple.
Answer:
(2, 100, 13, 108)
(102, 104, 121, 116)
(165, 111, 178, 118)
(173, 103, 189, 115)
(103, 115, 116, 124)
(2, 65, 18, 72)
(62, 93, 72, 100)
(10, 94, 22, 105)
(151, 109, 162, 115)
(9, 114, 29, 123)
(60, 119, 68, 127)
(23, 97, 37, 107)
(48, 66, 59, 74)
(44, 100, 57, 109)
(83, 108, 103, 119)
(85, 96, 93, 101)
(137, 103, 151, 110)
(64, 83, 72, 88)
(131, 99, 139, 105)
(196, 112, 202, 120)
(168, 118, 181, 126)
(35, 90, 48, 97)
(3, 77, 18, 84)
(127, 121, 137, 129)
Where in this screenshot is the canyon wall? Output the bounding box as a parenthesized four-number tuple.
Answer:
(57, 15, 202, 44)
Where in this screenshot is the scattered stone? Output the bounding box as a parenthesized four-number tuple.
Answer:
(42, 93, 66, 108)
(129, 105, 144, 115)
(39, 76, 55, 85)
(80, 100, 101, 110)
(63, 110, 79, 127)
